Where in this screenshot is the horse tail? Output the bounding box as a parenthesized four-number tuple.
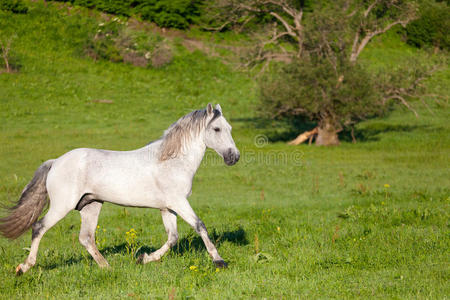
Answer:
(0, 159, 54, 239)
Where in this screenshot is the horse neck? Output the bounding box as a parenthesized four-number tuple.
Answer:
(176, 134, 206, 174)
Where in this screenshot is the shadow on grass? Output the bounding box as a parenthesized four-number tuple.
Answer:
(172, 227, 248, 255)
(231, 117, 316, 143)
(100, 228, 247, 258)
(232, 116, 429, 143)
(40, 256, 84, 271)
(40, 228, 247, 269)
(101, 243, 158, 257)
(340, 123, 426, 143)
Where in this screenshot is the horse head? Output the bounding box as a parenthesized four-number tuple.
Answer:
(204, 103, 240, 166)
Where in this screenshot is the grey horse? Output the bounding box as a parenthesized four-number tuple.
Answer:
(0, 103, 240, 275)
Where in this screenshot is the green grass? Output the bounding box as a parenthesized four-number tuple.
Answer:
(0, 2, 449, 299)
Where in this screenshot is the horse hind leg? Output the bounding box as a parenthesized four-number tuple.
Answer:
(138, 209, 178, 264)
(78, 201, 109, 268)
(16, 206, 71, 275)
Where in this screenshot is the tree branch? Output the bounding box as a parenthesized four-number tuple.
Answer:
(350, 17, 414, 63)
(0, 38, 12, 73)
(364, 0, 379, 18)
(237, 15, 255, 33)
(288, 127, 318, 145)
(385, 95, 419, 117)
(238, 3, 261, 13)
(269, 12, 297, 39)
(261, 0, 296, 17)
(202, 21, 231, 32)
(349, 0, 417, 63)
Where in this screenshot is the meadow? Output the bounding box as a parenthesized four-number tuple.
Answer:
(0, 2, 449, 299)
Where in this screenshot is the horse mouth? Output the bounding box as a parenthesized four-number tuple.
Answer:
(224, 149, 240, 166)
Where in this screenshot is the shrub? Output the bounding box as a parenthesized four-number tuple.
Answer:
(150, 44, 173, 68)
(86, 18, 124, 62)
(50, 0, 203, 29)
(405, 1, 450, 50)
(86, 18, 172, 67)
(136, 0, 203, 29)
(260, 59, 384, 135)
(0, 35, 21, 73)
(95, 0, 132, 16)
(0, 0, 28, 14)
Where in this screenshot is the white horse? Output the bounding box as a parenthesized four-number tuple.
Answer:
(0, 104, 240, 275)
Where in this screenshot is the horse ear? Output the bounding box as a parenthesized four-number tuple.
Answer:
(215, 104, 222, 114)
(206, 103, 213, 115)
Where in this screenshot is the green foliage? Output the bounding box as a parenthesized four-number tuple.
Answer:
(86, 17, 171, 67)
(87, 18, 124, 62)
(136, 0, 203, 29)
(260, 59, 385, 129)
(201, 0, 314, 33)
(405, 1, 450, 50)
(50, 0, 203, 29)
(0, 0, 28, 14)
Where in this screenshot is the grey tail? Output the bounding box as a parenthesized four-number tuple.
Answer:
(0, 160, 54, 239)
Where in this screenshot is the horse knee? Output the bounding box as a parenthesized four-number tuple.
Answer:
(167, 232, 178, 247)
(79, 234, 92, 248)
(31, 222, 44, 240)
(195, 219, 207, 234)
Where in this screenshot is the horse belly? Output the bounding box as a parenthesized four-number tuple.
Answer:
(88, 171, 165, 209)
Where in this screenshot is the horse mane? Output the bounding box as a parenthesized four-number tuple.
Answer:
(159, 108, 221, 161)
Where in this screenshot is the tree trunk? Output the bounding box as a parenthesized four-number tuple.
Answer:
(315, 120, 340, 146)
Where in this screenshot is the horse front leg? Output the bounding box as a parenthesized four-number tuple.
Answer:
(170, 199, 227, 268)
(137, 209, 178, 264)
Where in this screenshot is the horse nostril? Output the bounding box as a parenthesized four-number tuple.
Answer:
(224, 148, 239, 165)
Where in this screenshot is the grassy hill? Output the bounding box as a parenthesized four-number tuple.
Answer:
(0, 2, 448, 298)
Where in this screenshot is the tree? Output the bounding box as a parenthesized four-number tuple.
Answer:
(348, 0, 417, 62)
(207, 0, 431, 145)
(203, 0, 310, 66)
(0, 36, 15, 73)
(260, 57, 385, 146)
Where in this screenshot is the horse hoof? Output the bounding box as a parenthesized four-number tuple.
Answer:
(15, 264, 23, 276)
(214, 260, 228, 269)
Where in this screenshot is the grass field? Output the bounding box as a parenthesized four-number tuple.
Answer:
(0, 2, 449, 299)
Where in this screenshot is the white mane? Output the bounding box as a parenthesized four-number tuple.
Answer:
(159, 109, 220, 161)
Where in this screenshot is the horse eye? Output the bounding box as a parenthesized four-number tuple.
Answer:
(214, 127, 221, 132)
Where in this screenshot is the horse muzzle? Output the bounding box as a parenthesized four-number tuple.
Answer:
(223, 148, 240, 166)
